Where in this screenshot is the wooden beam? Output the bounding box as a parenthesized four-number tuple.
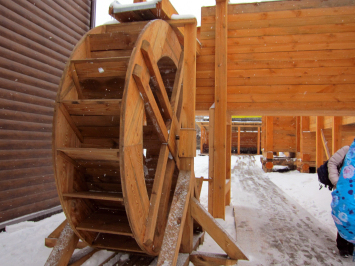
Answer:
(226, 117, 232, 206)
(157, 171, 192, 266)
(316, 116, 324, 169)
(208, 106, 215, 215)
(45, 223, 79, 266)
(179, 19, 197, 255)
(190, 197, 248, 260)
(257, 127, 261, 155)
(213, 0, 228, 219)
(190, 251, 238, 266)
(170, 52, 184, 116)
(332, 116, 342, 154)
(265, 116, 273, 153)
(321, 129, 331, 160)
(237, 126, 241, 155)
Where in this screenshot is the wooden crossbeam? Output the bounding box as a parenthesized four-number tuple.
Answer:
(144, 144, 170, 245)
(140, 40, 173, 120)
(157, 170, 192, 266)
(132, 64, 168, 143)
(190, 197, 248, 261)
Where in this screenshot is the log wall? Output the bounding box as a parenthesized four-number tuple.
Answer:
(0, 0, 93, 226)
(196, 0, 355, 116)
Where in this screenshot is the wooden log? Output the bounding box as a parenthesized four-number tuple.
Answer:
(190, 197, 248, 261)
(45, 223, 79, 266)
(208, 106, 215, 215)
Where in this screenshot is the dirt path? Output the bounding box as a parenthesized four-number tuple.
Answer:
(232, 156, 352, 266)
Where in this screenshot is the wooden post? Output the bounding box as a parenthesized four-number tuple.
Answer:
(208, 106, 215, 215)
(296, 116, 300, 153)
(257, 127, 261, 155)
(226, 116, 232, 206)
(237, 126, 241, 155)
(200, 126, 206, 154)
(264, 116, 274, 171)
(298, 116, 310, 173)
(213, 0, 228, 219)
(316, 116, 324, 169)
(332, 116, 342, 154)
(179, 20, 197, 255)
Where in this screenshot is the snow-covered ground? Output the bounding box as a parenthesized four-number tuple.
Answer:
(0, 153, 336, 265)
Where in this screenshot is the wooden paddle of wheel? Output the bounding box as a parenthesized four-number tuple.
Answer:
(52, 19, 184, 257)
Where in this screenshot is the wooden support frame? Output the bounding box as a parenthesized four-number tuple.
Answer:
(226, 116, 232, 206)
(45, 223, 79, 266)
(208, 105, 215, 215)
(190, 251, 238, 266)
(213, 0, 228, 220)
(257, 127, 261, 155)
(237, 126, 241, 155)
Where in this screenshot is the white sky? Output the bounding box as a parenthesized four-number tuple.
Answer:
(95, 0, 280, 27)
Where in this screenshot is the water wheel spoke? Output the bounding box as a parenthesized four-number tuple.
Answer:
(132, 64, 169, 143)
(144, 144, 170, 245)
(140, 40, 173, 121)
(170, 51, 184, 116)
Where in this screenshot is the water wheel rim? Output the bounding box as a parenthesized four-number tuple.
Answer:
(120, 19, 183, 255)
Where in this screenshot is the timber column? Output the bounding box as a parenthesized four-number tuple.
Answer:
(213, 0, 228, 219)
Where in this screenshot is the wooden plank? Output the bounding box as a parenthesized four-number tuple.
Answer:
(190, 197, 248, 260)
(157, 171, 192, 266)
(316, 117, 324, 168)
(144, 144, 169, 245)
(140, 40, 173, 120)
(62, 100, 122, 116)
(45, 223, 79, 266)
(132, 64, 168, 143)
(213, 0, 228, 220)
(62, 191, 124, 202)
(57, 148, 119, 161)
(92, 234, 142, 253)
(76, 212, 132, 236)
(89, 32, 138, 51)
(72, 57, 129, 79)
(332, 116, 342, 154)
(190, 251, 238, 266)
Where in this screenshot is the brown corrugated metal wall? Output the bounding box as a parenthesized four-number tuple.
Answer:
(0, 0, 94, 226)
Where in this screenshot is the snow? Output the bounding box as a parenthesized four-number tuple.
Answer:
(0, 153, 339, 265)
(171, 14, 196, 20)
(110, 0, 160, 13)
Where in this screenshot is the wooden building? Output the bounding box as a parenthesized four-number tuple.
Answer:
(0, 0, 95, 228)
(198, 120, 261, 155)
(196, 0, 355, 219)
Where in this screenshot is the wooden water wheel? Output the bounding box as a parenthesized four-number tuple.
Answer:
(52, 20, 185, 256)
